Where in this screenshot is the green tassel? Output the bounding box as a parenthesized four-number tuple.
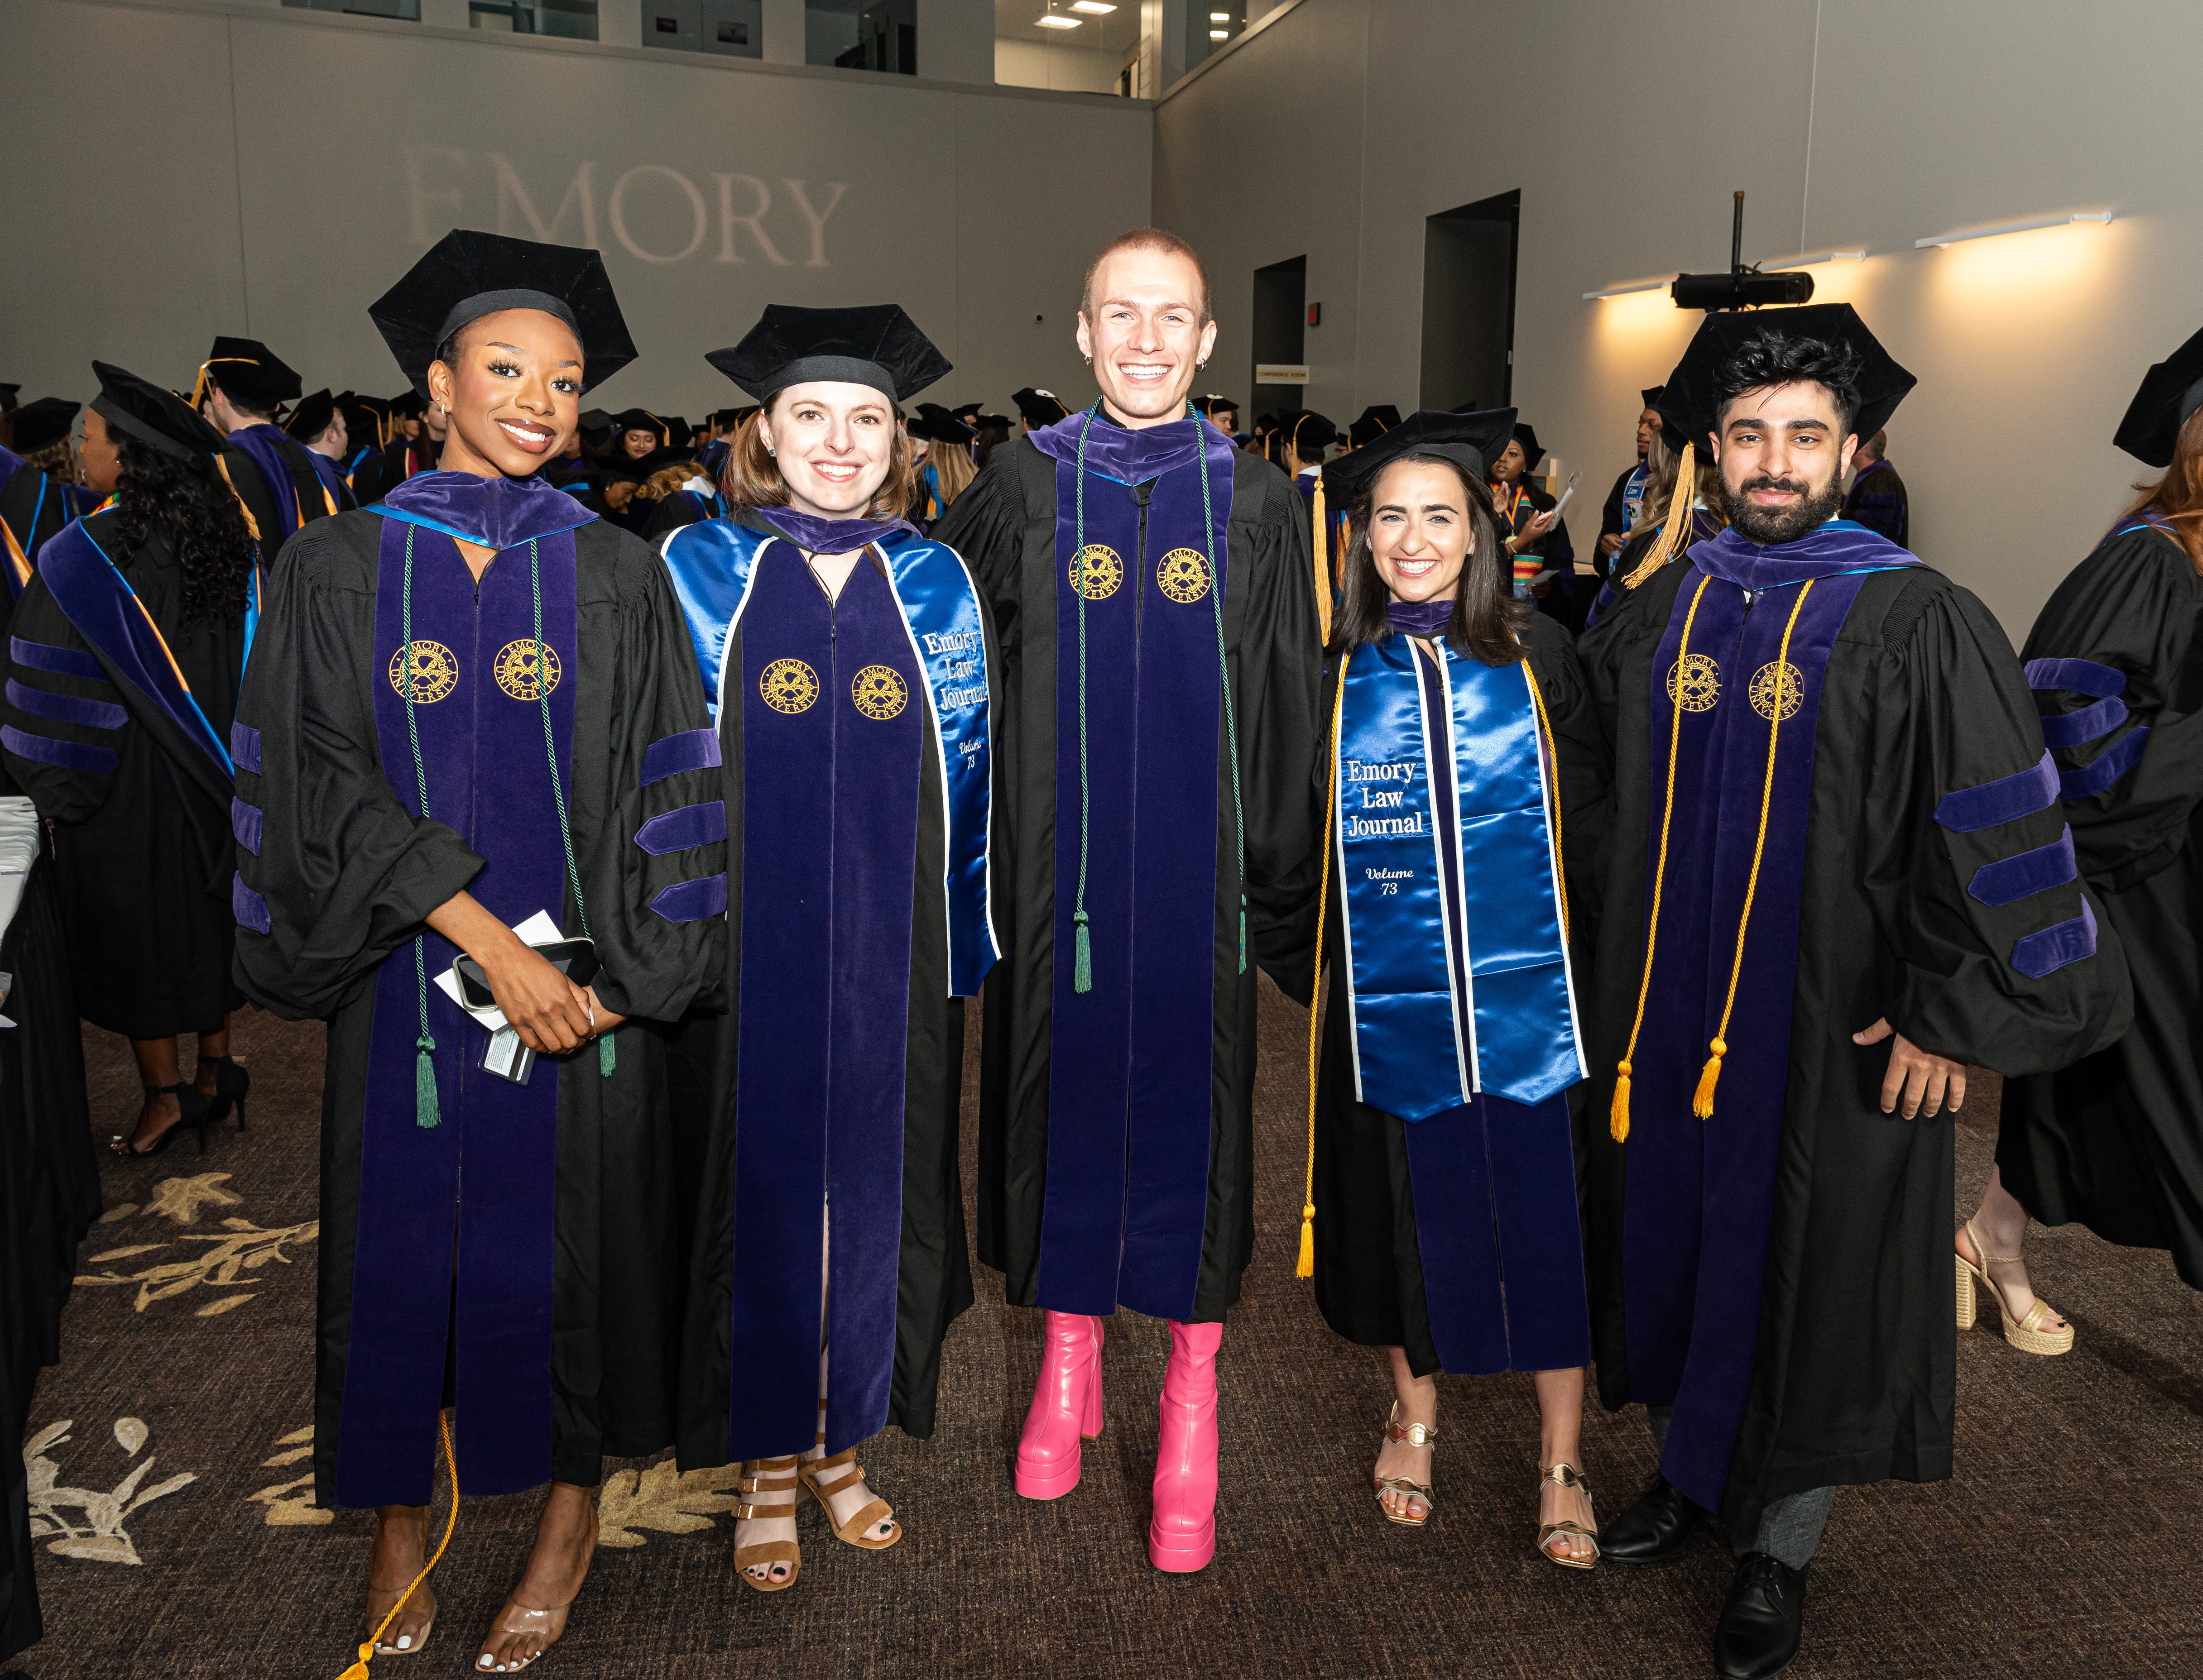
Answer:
(599, 1033, 615, 1077)
(1238, 898, 1248, 975)
(415, 1036, 439, 1128)
(1073, 910, 1093, 994)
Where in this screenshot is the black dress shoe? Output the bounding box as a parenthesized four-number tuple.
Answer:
(1599, 1475, 1705, 1565)
(1713, 1552, 1807, 1679)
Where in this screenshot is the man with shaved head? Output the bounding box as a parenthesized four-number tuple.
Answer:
(936, 228, 1320, 1573)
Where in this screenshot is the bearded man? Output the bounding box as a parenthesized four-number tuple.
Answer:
(935, 229, 1320, 1573)
(1575, 306, 2129, 1678)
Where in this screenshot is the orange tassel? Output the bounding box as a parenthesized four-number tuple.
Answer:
(339, 1651, 374, 1680)
(1610, 1062, 1633, 1142)
(1692, 1039, 1727, 1119)
(1296, 1204, 1316, 1279)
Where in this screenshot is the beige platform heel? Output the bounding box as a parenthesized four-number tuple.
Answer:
(1956, 1217, 2073, 1355)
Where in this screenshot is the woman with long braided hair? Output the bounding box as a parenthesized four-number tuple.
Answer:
(0, 365, 256, 1155)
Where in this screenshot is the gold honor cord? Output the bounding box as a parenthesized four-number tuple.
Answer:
(1692, 578, 1814, 1118)
(1298, 656, 1349, 1279)
(214, 455, 264, 545)
(1622, 441, 1699, 590)
(1611, 573, 1714, 1143)
(1523, 662, 1569, 948)
(336, 1411, 458, 1680)
(1310, 474, 1333, 646)
(189, 356, 260, 413)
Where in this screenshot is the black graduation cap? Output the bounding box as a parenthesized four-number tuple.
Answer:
(284, 389, 338, 440)
(1320, 407, 1519, 506)
(1654, 304, 1915, 460)
(1195, 394, 1241, 418)
(950, 402, 983, 423)
(369, 229, 636, 398)
(1012, 386, 1071, 428)
(0, 386, 18, 412)
(389, 390, 427, 420)
(8, 398, 79, 455)
(577, 407, 614, 434)
(91, 361, 225, 461)
(975, 412, 1012, 431)
(607, 408, 669, 444)
(1281, 409, 1339, 458)
(912, 403, 977, 445)
(662, 416, 696, 452)
(707, 305, 950, 405)
(1252, 412, 1278, 433)
(192, 336, 302, 415)
(1640, 385, 1665, 411)
(1348, 404, 1401, 448)
(1510, 422, 1545, 473)
(2113, 325, 2203, 467)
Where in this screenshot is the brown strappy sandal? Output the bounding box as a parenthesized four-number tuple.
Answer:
(733, 1455, 804, 1591)
(1536, 1461, 1600, 1569)
(1956, 1218, 2073, 1355)
(1373, 1402, 1437, 1527)
(800, 1448, 901, 1550)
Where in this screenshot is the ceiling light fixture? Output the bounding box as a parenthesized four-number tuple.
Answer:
(1211, 10, 1229, 18)
(1764, 249, 1867, 268)
(1036, 11, 1082, 25)
(1209, 28, 1227, 37)
(1070, 1, 1117, 13)
(1581, 279, 1668, 300)
(1915, 211, 2112, 249)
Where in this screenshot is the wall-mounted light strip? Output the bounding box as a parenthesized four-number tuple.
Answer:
(1764, 249, 1867, 268)
(1581, 278, 1669, 300)
(1914, 211, 2112, 249)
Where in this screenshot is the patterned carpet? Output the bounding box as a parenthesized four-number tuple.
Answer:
(14, 983, 2203, 1680)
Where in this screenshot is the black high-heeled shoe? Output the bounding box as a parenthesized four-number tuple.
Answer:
(113, 1082, 213, 1157)
(199, 1054, 252, 1131)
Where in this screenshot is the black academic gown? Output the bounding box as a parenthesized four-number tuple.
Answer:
(672, 510, 999, 1465)
(935, 432, 1323, 1324)
(1578, 555, 2131, 1537)
(233, 509, 724, 1504)
(1297, 615, 1606, 1375)
(349, 436, 437, 507)
(1998, 525, 2203, 1287)
(0, 507, 248, 1038)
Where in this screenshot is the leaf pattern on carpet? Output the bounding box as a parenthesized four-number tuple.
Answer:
(248, 1427, 331, 1527)
(596, 1459, 741, 1548)
(141, 1173, 244, 1224)
(74, 1217, 319, 1313)
(24, 1417, 197, 1564)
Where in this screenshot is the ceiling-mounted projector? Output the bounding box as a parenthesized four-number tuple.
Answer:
(1669, 191, 1815, 311)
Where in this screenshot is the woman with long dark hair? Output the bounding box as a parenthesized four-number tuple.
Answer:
(1292, 408, 1607, 1565)
(661, 304, 997, 1594)
(1987, 326, 2203, 1326)
(1, 367, 257, 1154)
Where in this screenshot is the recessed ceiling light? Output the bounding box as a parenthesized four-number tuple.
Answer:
(1209, 28, 1227, 38)
(1211, 11, 1229, 19)
(1070, 1, 1117, 13)
(1036, 12, 1082, 25)
(1914, 210, 2111, 249)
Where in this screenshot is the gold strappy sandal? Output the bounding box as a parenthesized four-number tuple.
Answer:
(1537, 1462, 1600, 1569)
(1956, 1217, 2073, 1355)
(801, 1447, 902, 1550)
(1373, 1402, 1436, 1527)
(733, 1455, 804, 1591)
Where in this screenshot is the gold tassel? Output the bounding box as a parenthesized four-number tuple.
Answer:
(1297, 665, 1346, 1279)
(1311, 474, 1333, 645)
(1623, 441, 1697, 590)
(1295, 1203, 1316, 1278)
(1610, 1061, 1632, 1143)
(1691, 1040, 1725, 1119)
(337, 1410, 458, 1680)
(215, 455, 264, 545)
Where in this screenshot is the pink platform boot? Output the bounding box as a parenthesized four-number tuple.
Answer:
(1015, 1311, 1105, 1499)
(1148, 1320, 1222, 1572)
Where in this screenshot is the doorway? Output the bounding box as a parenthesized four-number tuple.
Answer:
(1420, 191, 1518, 412)
(1251, 254, 1306, 407)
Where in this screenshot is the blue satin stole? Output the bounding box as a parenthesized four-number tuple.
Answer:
(1332, 634, 1584, 1117)
(658, 518, 998, 997)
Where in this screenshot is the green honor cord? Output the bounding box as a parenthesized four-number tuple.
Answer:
(1069, 401, 1247, 995)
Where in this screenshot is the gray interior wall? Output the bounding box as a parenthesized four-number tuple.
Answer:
(1157, 0, 2203, 636)
(0, 0, 1151, 421)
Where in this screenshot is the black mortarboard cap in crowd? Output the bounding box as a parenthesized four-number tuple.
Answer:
(8, 398, 79, 455)
(976, 412, 1011, 431)
(370, 229, 636, 398)
(1348, 404, 1402, 448)
(1510, 422, 1545, 473)
(950, 402, 983, 423)
(92, 361, 225, 461)
(0, 386, 18, 412)
(1320, 407, 1519, 506)
(1282, 410, 1338, 458)
(1655, 303, 1915, 459)
(1195, 394, 1241, 418)
(577, 408, 613, 434)
(607, 409, 670, 444)
(707, 305, 950, 405)
(284, 389, 337, 440)
(912, 403, 977, 445)
(2113, 325, 2203, 467)
(192, 335, 303, 415)
(1012, 387, 1071, 427)
(1640, 385, 1665, 411)
(389, 390, 427, 420)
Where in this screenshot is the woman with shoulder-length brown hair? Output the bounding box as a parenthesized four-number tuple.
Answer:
(1289, 407, 1611, 1565)
(659, 305, 1001, 1595)
(1982, 327, 2203, 1335)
